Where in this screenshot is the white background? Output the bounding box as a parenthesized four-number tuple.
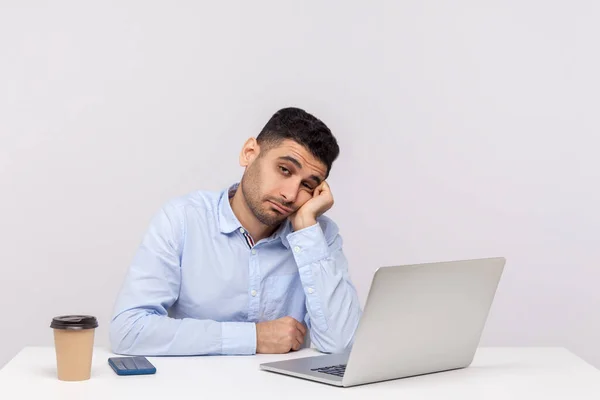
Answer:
(1, 1, 598, 369)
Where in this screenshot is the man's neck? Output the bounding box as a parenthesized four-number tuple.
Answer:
(229, 186, 277, 243)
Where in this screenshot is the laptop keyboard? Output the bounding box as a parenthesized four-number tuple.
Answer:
(311, 364, 346, 377)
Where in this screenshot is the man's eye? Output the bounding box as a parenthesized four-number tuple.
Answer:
(279, 166, 290, 175)
(302, 182, 313, 190)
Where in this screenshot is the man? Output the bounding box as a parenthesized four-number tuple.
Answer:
(109, 107, 362, 356)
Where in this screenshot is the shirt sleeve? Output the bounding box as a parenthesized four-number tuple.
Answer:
(286, 219, 362, 353)
(109, 203, 256, 356)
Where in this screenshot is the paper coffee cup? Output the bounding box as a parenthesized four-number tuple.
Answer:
(50, 315, 98, 381)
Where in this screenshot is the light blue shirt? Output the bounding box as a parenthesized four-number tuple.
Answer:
(109, 183, 362, 356)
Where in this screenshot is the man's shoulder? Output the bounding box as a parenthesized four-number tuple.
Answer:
(160, 188, 223, 216)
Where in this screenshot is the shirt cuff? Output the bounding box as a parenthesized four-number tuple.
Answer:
(286, 222, 329, 266)
(221, 322, 257, 355)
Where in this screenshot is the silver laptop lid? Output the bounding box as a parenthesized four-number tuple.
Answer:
(342, 257, 505, 386)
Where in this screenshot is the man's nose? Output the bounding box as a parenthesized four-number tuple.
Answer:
(279, 181, 299, 204)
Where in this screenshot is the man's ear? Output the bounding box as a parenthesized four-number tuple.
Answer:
(239, 137, 260, 167)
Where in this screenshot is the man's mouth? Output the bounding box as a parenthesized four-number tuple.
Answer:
(268, 200, 293, 214)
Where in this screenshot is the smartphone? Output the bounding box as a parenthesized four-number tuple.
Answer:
(108, 356, 156, 376)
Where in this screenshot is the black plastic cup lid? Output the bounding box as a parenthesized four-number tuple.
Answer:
(50, 315, 98, 330)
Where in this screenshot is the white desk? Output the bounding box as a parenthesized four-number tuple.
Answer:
(1, 347, 599, 399)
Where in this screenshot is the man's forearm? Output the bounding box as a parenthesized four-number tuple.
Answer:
(109, 309, 257, 356)
(287, 222, 362, 353)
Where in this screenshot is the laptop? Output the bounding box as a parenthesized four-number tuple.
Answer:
(259, 257, 505, 387)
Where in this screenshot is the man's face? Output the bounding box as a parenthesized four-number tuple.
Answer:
(240, 139, 328, 227)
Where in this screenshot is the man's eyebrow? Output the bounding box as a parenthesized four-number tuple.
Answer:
(278, 156, 323, 185)
(278, 156, 302, 169)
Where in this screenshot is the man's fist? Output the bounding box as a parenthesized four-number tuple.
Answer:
(256, 316, 307, 354)
(289, 181, 334, 231)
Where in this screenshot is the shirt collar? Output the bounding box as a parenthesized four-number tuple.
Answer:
(217, 183, 243, 234)
(217, 183, 292, 248)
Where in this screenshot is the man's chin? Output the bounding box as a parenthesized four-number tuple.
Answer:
(257, 210, 287, 227)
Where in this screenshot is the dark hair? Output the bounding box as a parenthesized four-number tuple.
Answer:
(256, 107, 339, 176)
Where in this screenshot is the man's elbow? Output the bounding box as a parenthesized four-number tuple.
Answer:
(109, 323, 129, 355)
(318, 343, 351, 354)
(312, 330, 355, 354)
(109, 314, 141, 355)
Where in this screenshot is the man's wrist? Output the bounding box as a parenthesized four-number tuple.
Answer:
(291, 213, 317, 231)
(255, 322, 263, 353)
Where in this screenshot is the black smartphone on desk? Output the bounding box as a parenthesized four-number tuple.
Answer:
(108, 356, 156, 376)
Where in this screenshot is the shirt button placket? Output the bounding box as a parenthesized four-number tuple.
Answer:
(248, 248, 260, 321)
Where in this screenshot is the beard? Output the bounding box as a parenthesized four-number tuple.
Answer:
(240, 161, 290, 227)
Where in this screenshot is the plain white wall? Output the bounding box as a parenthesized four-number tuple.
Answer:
(1, 1, 598, 369)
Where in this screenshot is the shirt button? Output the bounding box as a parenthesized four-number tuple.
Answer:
(251, 289, 257, 297)
(294, 246, 301, 253)
(251, 249, 256, 255)
(307, 287, 315, 294)
(239, 228, 245, 234)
